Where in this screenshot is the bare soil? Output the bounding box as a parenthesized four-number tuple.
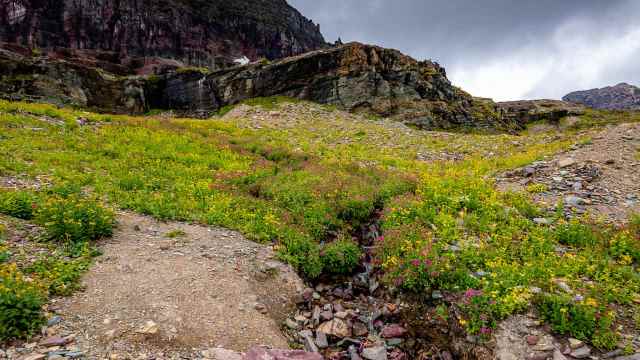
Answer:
(52, 213, 304, 359)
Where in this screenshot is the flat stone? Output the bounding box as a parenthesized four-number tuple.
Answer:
(202, 348, 243, 360)
(22, 355, 46, 360)
(349, 345, 363, 360)
(565, 196, 586, 207)
(335, 311, 348, 319)
(311, 306, 321, 326)
(386, 338, 403, 346)
(381, 324, 407, 338)
(362, 346, 387, 360)
(245, 347, 322, 360)
(526, 335, 539, 345)
(568, 338, 584, 350)
(569, 346, 591, 359)
(39, 337, 67, 347)
(64, 352, 83, 359)
(553, 350, 567, 360)
(533, 342, 555, 352)
(533, 218, 552, 225)
(285, 318, 299, 330)
(353, 321, 369, 337)
(317, 318, 351, 338)
(558, 158, 576, 168)
(47, 316, 62, 327)
(612, 355, 640, 360)
(137, 320, 159, 335)
(315, 331, 328, 349)
(299, 330, 319, 353)
(320, 311, 333, 321)
(602, 350, 623, 359)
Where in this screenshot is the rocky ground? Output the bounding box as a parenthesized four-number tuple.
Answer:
(1, 213, 307, 360)
(497, 122, 640, 223)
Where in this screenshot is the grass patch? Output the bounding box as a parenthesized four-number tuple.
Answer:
(165, 229, 186, 238)
(0, 189, 113, 341)
(0, 190, 39, 220)
(1, 100, 639, 347)
(217, 96, 301, 116)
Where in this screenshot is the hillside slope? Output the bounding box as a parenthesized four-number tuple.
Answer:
(0, 0, 326, 72)
(0, 100, 639, 359)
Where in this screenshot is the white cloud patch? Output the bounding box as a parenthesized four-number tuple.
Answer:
(290, 0, 640, 100)
(448, 14, 640, 101)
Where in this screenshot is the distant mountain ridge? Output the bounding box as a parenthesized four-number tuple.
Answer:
(563, 83, 640, 110)
(0, 0, 326, 73)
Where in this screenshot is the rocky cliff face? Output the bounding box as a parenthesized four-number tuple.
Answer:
(0, 0, 326, 73)
(563, 83, 640, 110)
(0, 42, 555, 132)
(0, 46, 146, 113)
(498, 100, 585, 124)
(152, 43, 512, 131)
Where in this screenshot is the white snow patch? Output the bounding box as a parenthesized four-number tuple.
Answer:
(234, 56, 250, 66)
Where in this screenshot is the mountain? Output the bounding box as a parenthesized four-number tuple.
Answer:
(0, 0, 326, 74)
(0, 1, 570, 132)
(563, 83, 640, 110)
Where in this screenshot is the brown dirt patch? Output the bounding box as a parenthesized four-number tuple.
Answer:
(53, 212, 304, 358)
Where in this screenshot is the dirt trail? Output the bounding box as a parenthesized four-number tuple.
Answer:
(49, 213, 304, 359)
(497, 122, 640, 222)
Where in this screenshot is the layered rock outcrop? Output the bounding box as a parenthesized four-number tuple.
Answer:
(0, 0, 326, 73)
(498, 99, 585, 125)
(0, 42, 575, 132)
(0, 46, 146, 112)
(152, 42, 512, 131)
(563, 83, 640, 110)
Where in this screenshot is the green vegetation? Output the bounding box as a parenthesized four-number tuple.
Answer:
(175, 66, 211, 75)
(35, 194, 115, 245)
(0, 224, 9, 263)
(217, 96, 300, 116)
(0, 190, 38, 220)
(0, 99, 638, 348)
(165, 229, 187, 238)
(0, 187, 112, 340)
(0, 263, 46, 340)
(567, 109, 640, 130)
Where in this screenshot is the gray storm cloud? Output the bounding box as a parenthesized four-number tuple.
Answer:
(289, 0, 640, 101)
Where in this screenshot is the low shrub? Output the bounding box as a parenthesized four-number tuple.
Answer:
(555, 222, 598, 247)
(0, 190, 38, 220)
(0, 263, 46, 340)
(321, 239, 362, 274)
(0, 224, 9, 263)
(25, 253, 92, 296)
(35, 195, 115, 244)
(277, 231, 323, 279)
(537, 294, 618, 348)
(608, 231, 640, 263)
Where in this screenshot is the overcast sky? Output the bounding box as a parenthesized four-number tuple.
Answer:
(288, 0, 640, 101)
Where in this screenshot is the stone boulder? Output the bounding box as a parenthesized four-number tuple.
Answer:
(498, 99, 585, 126)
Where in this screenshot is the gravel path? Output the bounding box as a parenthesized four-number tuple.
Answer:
(2, 213, 305, 359)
